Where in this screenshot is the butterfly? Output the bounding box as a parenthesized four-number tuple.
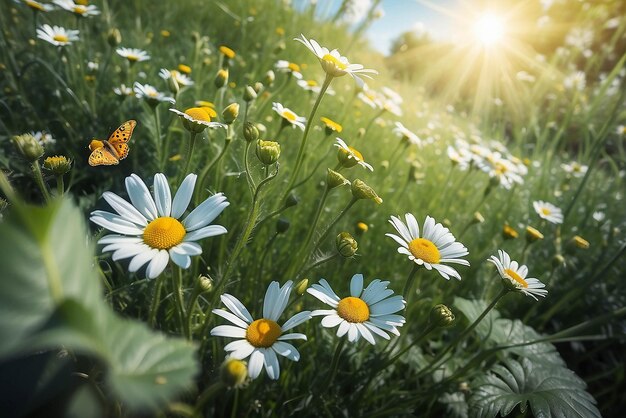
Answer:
(88, 120, 137, 166)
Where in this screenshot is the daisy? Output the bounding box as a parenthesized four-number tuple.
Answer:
(133, 82, 175, 105)
(386, 214, 469, 280)
(159, 68, 194, 87)
(307, 274, 406, 344)
(116, 47, 151, 63)
(274, 60, 303, 79)
(272, 102, 306, 130)
(533, 200, 563, 224)
(210, 281, 311, 380)
(53, 0, 100, 16)
(560, 161, 588, 178)
(334, 138, 373, 171)
(90, 173, 229, 279)
(113, 84, 135, 97)
(294, 34, 377, 82)
(488, 250, 547, 301)
(17, 0, 53, 12)
(393, 122, 421, 147)
(169, 108, 226, 133)
(36, 24, 79, 47)
(320, 117, 342, 134)
(30, 131, 56, 147)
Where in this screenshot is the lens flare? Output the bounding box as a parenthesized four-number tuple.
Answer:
(473, 13, 505, 46)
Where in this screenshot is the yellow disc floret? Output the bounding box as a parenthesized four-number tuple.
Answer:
(185, 107, 211, 122)
(322, 53, 347, 70)
(246, 319, 281, 348)
(408, 238, 441, 264)
(143, 217, 186, 250)
(337, 297, 369, 323)
(53, 34, 69, 43)
(282, 110, 297, 122)
(504, 268, 528, 288)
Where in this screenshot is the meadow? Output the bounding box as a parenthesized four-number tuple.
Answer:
(0, 0, 625, 417)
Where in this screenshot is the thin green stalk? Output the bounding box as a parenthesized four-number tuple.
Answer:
(326, 338, 346, 389)
(194, 382, 225, 414)
(243, 140, 256, 195)
(31, 160, 51, 202)
(301, 253, 340, 277)
(152, 107, 163, 170)
(402, 264, 419, 302)
(196, 132, 231, 203)
(175, 267, 189, 339)
(309, 197, 358, 257)
(230, 389, 239, 418)
(149, 274, 166, 327)
(185, 284, 203, 339)
(55, 175, 64, 197)
(281, 73, 333, 202)
(180, 132, 198, 181)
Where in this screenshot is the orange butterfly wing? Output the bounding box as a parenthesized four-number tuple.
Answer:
(88, 145, 120, 166)
(88, 120, 136, 166)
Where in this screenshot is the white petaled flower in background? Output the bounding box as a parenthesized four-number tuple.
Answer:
(294, 34, 377, 82)
(296, 79, 336, 95)
(133, 82, 175, 104)
(476, 152, 525, 190)
(113, 84, 135, 97)
(533, 200, 563, 224)
(488, 250, 547, 301)
(53, 0, 100, 16)
(90, 173, 229, 279)
(116, 47, 151, 63)
(334, 138, 373, 171)
(386, 214, 470, 280)
(274, 60, 303, 79)
(36, 24, 79, 47)
(307, 274, 406, 344)
(211, 281, 311, 380)
(30, 131, 56, 147)
(159, 68, 194, 87)
(393, 122, 421, 147)
(561, 161, 588, 178)
(18, 0, 54, 12)
(272, 102, 306, 130)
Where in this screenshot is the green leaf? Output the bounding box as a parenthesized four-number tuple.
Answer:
(469, 358, 601, 418)
(0, 199, 198, 412)
(439, 392, 469, 418)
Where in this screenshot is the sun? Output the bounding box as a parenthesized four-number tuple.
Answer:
(473, 13, 505, 46)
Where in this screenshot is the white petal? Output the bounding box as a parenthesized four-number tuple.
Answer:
(272, 341, 300, 361)
(248, 349, 264, 379)
(281, 311, 311, 332)
(350, 274, 364, 297)
(321, 314, 344, 328)
(98, 235, 143, 245)
(102, 192, 147, 226)
(112, 244, 149, 261)
(356, 323, 376, 345)
(146, 249, 170, 279)
(221, 294, 254, 323)
(263, 281, 280, 320)
(183, 193, 229, 231)
(212, 308, 250, 329)
(184, 225, 227, 242)
(90, 211, 144, 235)
(125, 174, 157, 221)
(171, 174, 197, 218)
(128, 248, 158, 272)
(153, 173, 172, 217)
(363, 322, 391, 340)
(277, 333, 307, 341)
(224, 340, 255, 359)
(337, 321, 350, 337)
(169, 250, 191, 269)
(171, 241, 203, 256)
(210, 325, 247, 338)
(347, 324, 359, 342)
(263, 348, 280, 380)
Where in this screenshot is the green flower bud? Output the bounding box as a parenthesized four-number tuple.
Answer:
(13, 134, 44, 161)
(571, 235, 589, 249)
(107, 28, 122, 47)
(243, 85, 257, 102)
(336, 232, 358, 257)
(285, 193, 299, 208)
(503, 224, 518, 240)
(525, 226, 544, 243)
(43, 155, 72, 175)
(276, 218, 290, 234)
(552, 254, 566, 268)
(351, 179, 382, 204)
(472, 212, 484, 224)
(198, 275, 213, 293)
(256, 140, 280, 165)
(222, 103, 239, 124)
(295, 279, 309, 296)
(327, 168, 350, 189)
(253, 82, 264, 94)
(264, 70, 275, 86)
(214, 68, 228, 89)
(273, 41, 286, 54)
(243, 121, 259, 143)
(429, 304, 455, 327)
(220, 358, 247, 388)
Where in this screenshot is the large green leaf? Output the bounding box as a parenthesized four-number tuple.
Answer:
(469, 358, 601, 418)
(0, 199, 198, 412)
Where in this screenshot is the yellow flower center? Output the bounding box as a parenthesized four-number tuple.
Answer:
(147, 90, 158, 97)
(504, 268, 528, 288)
(348, 146, 364, 161)
(184, 107, 211, 122)
(219, 45, 235, 59)
(321, 117, 342, 133)
(408, 238, 441, 264)
(178, 64, 191, 74)
(73, 5, 87, 14)
(283, 110, 297, 122)
(322, 53, 347, 70)
(143, 217, 186, 250)
(26, 1, 45, 11)
(126, 54, 139, 62)
(288, 62, 301, 72)
(337, 297, 369, 323)
(246, 319, 281, 348)
(307, 80, 318, 87)
(541, 208, 551, 216)
(53, 34, 69, 43)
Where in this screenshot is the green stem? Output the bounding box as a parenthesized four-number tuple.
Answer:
(281, 73, 333, 202)
(402, 264, 419, 302)
(185, 285, 203, 339)
(195, 382, 225, 414)
(243, 140, 256, 195)
(55, 174, 64, 197)
(31, 160, 51, 203)
(310, 197, 358, 255)
(149, 274, 166, 327)
(181, 132, 198, 179)
(196, 132, 231, 203)
(327, 338, 346, 388)
(230, 389, 239, 418)
(175, 267, 189, 339)
(153, 107, 163, 170)
(301, 253, 340, 277)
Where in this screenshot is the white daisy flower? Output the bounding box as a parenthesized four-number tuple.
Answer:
(296, 79, 336, 95)
(133, 82, 175, 105)
(90, 173, 229, 279)
(488, 250, 547, 301)
(53, 0, 100, 16)
(533, 200, 563, 224)
(334, 137, 373, 171)
(30, 131, 56, 147)
(210, 281, 311, 380)
(476, 152, 525, 190)
(159, 68, 194, 87)
(294, 34, 377, 82)
(386, 214, 470, 280)
(307, 274, 406, 345)
(274, 60, 303, 79)
(113, 84, 135, 97)
(393, 122, 421, 147)
(116, 47, 151, 63)
(560, 161, 588, 178)
(169, 108, 226, 132)
(36, 24, 79, 47)
(17, 0, 54, 12)
(272, 102, 306, 130)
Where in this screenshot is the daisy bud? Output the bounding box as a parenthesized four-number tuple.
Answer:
(167, 74, 179, 95)
(571, 235, 589, 249)
(355, 222, 368, 235)
(13, 134, 44, 162)
(472, 212, 485, 224)
(552, 254, 566, 268)
(295, 279, 309, 296)
(429, 304, 455, 328)
(525, 226, 544, 243)
(198, 275, 213, 293)
(351, 179, 382, 204)
(253, 82, 264, 94)
(107, 28, 122, 47)
(256, 140, 281, 165)
(264, 70, 275, 86)
(222, 103, 240, 125)
(285, 193, 299, 208)
(327, 168, 350, 189)
(214, 68, 228, 88)
(243, 85, 257, 102)
(336, 232, 358, 257)
(276, 218, 290, 234)
(243, 121, 259, 143)
(220, 358, 247, 388)
(43, 155, 72, 175)
(503, 224, 519, 240)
